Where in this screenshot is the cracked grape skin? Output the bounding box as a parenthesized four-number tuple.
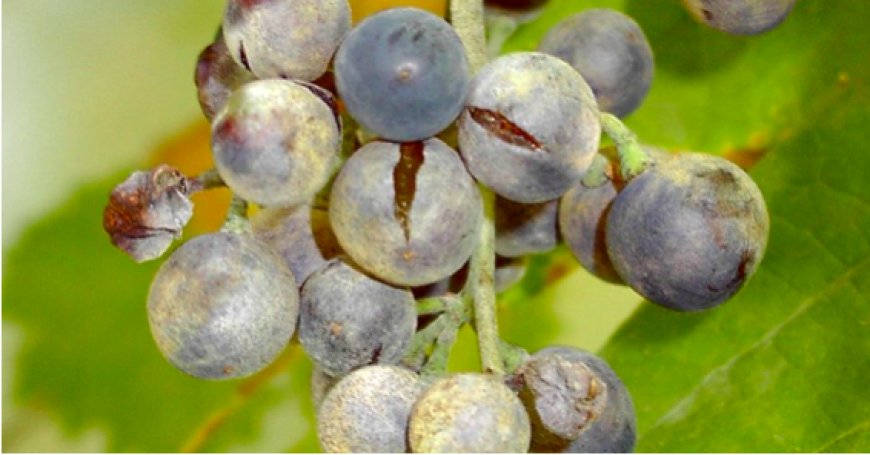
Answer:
(222, 0, 350, 81)
(409, 373, 531, 453)
(606, 153, 770, 311)
(538, 9, 654, 118)
(682, 0, 796, 35)
(516, 346, 636, 453)
(318, 365, 424, 453)
(251, 204, 342, 287)
(334, 7, 470, 142)
(329, 138, 482, 287)
(211, 79, 341, 208)
(298, 258, 417, 377)
(458, 52, 601, 203)
(147, 232, 298, 380)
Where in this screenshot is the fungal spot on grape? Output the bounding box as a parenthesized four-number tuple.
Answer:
(387, 28, 405, 45)
(238, 41, 252, 72)
(467, 107, 543, 151)
(394, 142, 424, 242)
(223, 365, 235, 375)
(329, 322, 343, 336)
(702, 9, 713, 21)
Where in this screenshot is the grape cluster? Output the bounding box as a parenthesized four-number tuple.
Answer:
(102, 0, 784, 452)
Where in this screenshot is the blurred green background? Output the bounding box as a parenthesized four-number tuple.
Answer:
(3, 0, 868, 452)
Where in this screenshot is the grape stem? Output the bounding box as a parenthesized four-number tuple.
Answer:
(599, 112, 652, 181)
(451, 0, 487, 73)
(220, 194, 249, 234)
(189, 168, 225, 193)
(452, 0, 505, 376)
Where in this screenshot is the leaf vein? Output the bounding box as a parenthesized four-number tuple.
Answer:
(639, 258, 867, 441)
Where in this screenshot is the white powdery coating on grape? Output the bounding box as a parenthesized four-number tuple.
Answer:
(409, 373, 531, 453)
(682, 0, 796, 35)
(318, 365, 423, 453)
(251, 204, 342, 287)
(459, 52, 600, 203)
(329, 139, 482, 287)
(299, 258, 416, 376)
(147, 232, 298, 380)
(211, 79, 340, 207)
(222, 0, 350, 80)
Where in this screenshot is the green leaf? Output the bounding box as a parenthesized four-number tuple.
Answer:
(2, 177, 320, 452)
(503, 0, 870, 451)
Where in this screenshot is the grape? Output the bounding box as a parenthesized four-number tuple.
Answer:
(682, 0, 796, 35)
(329, 139, 482, 287)
(299, 258, 416, 376)
(147, 232, 298, 380)
(318, 365, 423, 452)
(458, 52, 600, 203)
(251, 204, 342, 287)
(211, 79, 341, 207)
(560, 149, 672, 283)
(559, 158, 624, 284)
(222, 0, 351, 81)
(334, 7, 470, 142)
(496, 196, 559, 257)
(515, 346, 636, 453)
(606, 153, 769, 311)
(194, 30, 254, 122)
(538, 9, 654, 118)
(409, 373, 531, 452)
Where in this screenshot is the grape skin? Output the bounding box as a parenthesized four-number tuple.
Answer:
(495, 196, 559, 258)
(329, 139, 482, 287)
(318, 365, 423, 453)
(538, 9, 654, 118)
(334, 7, 470, 142)
(517, 346, 637, 453)
(222, 0, 351, 81)
(606, 153, 770, 311)
(251, 204, 342, 287)
(211, 79, 341, 207)
(147, 232, 298, 380)
(409, 373, 531, 452)
(682, 0, 796, 35)
(299, 258, 416, 376)
(458, 52, 600, 203)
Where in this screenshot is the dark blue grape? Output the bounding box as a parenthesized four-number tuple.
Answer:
(538, 9, 653, 118)
(334, 7, 470, 142)
(606, 153, 769, 311)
